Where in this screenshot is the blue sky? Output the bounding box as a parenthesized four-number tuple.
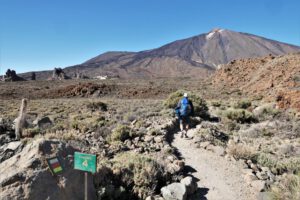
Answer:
(0, 0, 299, 73)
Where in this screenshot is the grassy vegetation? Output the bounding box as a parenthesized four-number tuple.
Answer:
(1, 78, 300, 199)
(22, 127, 40, 138)
(111, 152, 164, 199)
(256, 153, 300, 175)
(233, 99, 252, 109)
(110, 125, 131, 142)
(223, 108, 256, 123)
(86, 101, 108, 111)
(292, 121, 300, 137)
(253, 104, 280, 121)
(292, 75, 300, 82)
(269, 174, 300, 200)
(195, 128, 228, 146)
(227, 142, 257, 160)
(210, 100, 222, 107)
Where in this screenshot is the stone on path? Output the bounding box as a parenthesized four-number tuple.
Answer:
(250, 180, 266, 192)
(161, 182, 187, 200)
(180, 176, 197, 195)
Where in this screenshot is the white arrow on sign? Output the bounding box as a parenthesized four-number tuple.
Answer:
(82, 160, 88, 167)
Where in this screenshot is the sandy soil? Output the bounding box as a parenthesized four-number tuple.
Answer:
(172, 130, 258, 200)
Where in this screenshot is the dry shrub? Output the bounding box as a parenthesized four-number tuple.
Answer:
(110, 125, 131, 142)
(223, 108, 256, 123)
(86, 101, 108, 111)
(210, 100, 222, 107)
(254, 104, 280, 121)
(227, 142, 257, 160)
(22, 127, 40, 138)
(43, 130, 80, 141)
(270, 174, 300, 200)
(223, 118, 240, 132)
(94, 165, 129, 200)
(95, 126, 111, 140)
(70, 115, 106, 133)
(164, 90, 208, 118)
(196, 128, 228, 146)
(112, 152, 164, 199)
(233, 99, 252, 109)
(292, 121, 300, 137)
(293, 74, 300, 82)
(257, 153, 283, 174)
(257, 153, 300, 175)
(124, 112, 137, 122)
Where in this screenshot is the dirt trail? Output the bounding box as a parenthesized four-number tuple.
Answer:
(172, 130, 258, 200)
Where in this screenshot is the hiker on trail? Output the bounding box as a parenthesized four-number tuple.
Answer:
(175, 93, 194, 138)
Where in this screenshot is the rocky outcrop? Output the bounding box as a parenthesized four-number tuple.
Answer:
(0, 118, 14, 136)
(33, 116, 53, 129)
(52, 68, 70, 80)
(212, 53, 300, 111)
(0, 110, 192, 200)
(0, 139, 97, 200)
(241, 159, 276, 192)
(3, 69, 25, 82)
(276, 90, 300, 112)
(0, 141, 24, 162)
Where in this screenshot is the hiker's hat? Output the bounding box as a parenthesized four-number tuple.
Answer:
(183, 93, 188, 97)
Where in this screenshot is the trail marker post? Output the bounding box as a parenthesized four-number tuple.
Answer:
(74, 152, 97, 200)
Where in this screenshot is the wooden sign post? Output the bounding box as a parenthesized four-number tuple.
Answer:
(74, 152, 97, 200)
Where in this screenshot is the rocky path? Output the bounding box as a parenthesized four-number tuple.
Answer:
(172, 130, 258, 200)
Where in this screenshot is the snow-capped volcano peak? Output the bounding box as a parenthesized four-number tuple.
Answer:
(206, 28, 225, 40)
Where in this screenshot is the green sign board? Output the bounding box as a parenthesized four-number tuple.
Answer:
(74, 152, 97, 173)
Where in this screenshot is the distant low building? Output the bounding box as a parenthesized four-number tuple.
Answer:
(94, 75, 108, 80)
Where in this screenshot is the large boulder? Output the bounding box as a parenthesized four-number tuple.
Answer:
(33, 116, 53, 129)
(52, 68, 68, 80)
(0, 118, 14, 136)
(166, 160, 184, 175)
(3, 69, 25, 81)
(0, 139, 97, 200)
(250, 180, 266, 192)
(5, 141, 23, 151)
(0, 141, 24, 162)
(161, 182, 187, 200)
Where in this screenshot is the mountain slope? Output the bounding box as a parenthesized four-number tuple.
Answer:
(128, 29, 300, 68)
(19, 29, 300, 79)
(212, 53, 300, 111)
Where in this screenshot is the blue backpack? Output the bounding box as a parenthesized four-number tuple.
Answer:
(179, 97, 191, 117)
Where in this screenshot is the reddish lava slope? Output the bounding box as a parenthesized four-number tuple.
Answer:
(212, 53, 300, 111)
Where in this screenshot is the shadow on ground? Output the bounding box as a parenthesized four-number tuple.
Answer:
(165, 117, 209, 200)
(189, 188, 209, 200)
(183, 166, 209, 200)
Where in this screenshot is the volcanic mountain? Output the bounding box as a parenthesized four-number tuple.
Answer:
(20, 28, 300, 79)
